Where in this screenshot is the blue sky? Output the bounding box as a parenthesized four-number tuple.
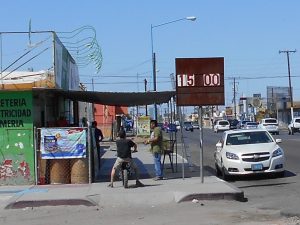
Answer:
(1, 0, 300, 107)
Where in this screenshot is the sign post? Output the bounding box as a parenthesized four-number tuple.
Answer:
(176, 58, 225, 183)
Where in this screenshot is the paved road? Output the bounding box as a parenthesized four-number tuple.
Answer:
(179, 128, 300, 218)
(0, 129, 300, 225)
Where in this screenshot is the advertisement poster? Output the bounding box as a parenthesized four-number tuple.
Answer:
(40, 128, 87, 159)
(137, 116, 150, 136)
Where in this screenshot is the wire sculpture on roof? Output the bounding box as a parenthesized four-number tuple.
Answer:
(57, 26, 103, 73)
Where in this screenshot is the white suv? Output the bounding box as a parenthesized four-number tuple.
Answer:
(259, 118, 279, 135)
(214, 120, 230, 133)
(288, 117, 300, 135)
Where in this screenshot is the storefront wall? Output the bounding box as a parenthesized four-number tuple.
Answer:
(0, 91, 35, 185)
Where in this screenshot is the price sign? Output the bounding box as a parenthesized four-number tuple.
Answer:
(177, 74, 195, 87)
(203, 73, 221, 86)
(175, 58, 224, 106)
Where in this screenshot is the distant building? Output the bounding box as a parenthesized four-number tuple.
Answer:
(94, 104, 128, 138)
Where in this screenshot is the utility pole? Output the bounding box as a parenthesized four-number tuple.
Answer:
(231, 77, 238, 119)
(144, 78, 148, 116)
(279, 49, 296, 121)
(136, 73, 139, 92)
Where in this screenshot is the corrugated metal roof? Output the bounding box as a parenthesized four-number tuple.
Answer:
(32, 88, 175, 106)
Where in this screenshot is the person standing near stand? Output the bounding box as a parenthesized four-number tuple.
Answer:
(144, 120, 164, 180)
(92, 121, 104, 166)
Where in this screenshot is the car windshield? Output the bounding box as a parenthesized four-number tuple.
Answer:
(264, 119, 277, 123)
(219, 121, 229, 125)
(242, 120, 251, 124)
(230, 120, 239, 125)
(246, 122, 257, 126)
(226, 131, 273, 145)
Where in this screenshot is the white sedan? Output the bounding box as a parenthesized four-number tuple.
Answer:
(214, 129, 285, 180)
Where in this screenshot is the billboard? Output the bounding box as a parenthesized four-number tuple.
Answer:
(54, 33, 79, 91)
(176, 58, 224, 106)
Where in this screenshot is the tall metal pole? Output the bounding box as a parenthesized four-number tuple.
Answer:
(233, 77, 237, 119)
(198, 106, 204, 183)
(279, 49, 296, 121)
(151, 24, 157, 120)
(151, 17, 196, 120)
(92, 78, 95, 91)
(144, 78, 148, 116)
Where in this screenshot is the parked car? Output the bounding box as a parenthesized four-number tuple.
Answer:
(244, 121, 258, 129)
(174, 121, 181, 130)
(288, 117, 300, 135)
(228, 119, 239, 129)
(214, 120, 230, 133)
(183, 121, 194, 132)
(214, 129, 285, 180)
(258, 118, 279, 135)
(236, 120, 251, 129)
(166, 123, 178, 133)
(192, 121, 200, 129)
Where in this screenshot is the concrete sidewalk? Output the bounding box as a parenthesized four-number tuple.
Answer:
(0, 138, 245, 209)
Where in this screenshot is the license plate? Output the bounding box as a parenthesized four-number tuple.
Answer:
(251, 163, 263, 171)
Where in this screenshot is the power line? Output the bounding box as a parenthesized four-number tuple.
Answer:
(2, 47, 51, 79)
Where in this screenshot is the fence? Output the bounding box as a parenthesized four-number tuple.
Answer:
(35, 127, 93, 185)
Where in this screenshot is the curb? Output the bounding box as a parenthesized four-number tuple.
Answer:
(5, 198, 96, 209)
(175, 191, 246, 203)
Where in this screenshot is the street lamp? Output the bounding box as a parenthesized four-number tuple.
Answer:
(151, 16, 196, 120)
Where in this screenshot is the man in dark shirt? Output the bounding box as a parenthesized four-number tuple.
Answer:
(92, 121, 104, 170)
(108, 130, 144, 188)
(92, 121, 104, 152)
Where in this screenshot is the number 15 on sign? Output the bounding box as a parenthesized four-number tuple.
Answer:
(177, 74, 195, 87)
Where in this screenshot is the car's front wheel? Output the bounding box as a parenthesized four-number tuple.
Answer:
(221, 166, 230, 181)
(275, 171, 285, 178)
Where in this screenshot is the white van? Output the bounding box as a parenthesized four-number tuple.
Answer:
(259, 118, 279, 135)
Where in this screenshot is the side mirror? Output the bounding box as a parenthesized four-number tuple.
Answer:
(275, 139, 282, 143)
